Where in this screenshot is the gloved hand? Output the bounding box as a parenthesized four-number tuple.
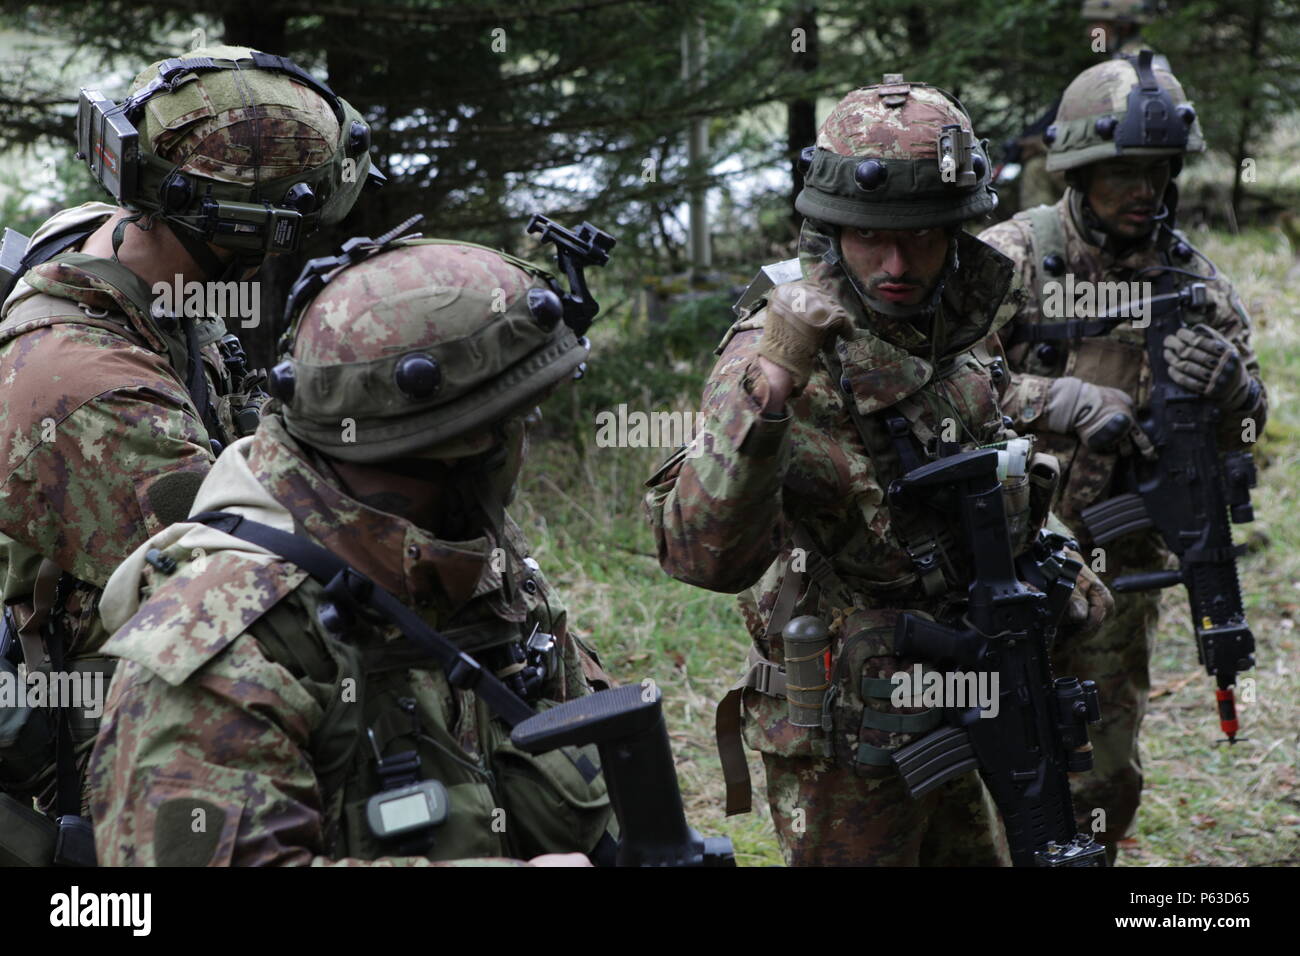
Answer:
(1043, 376, 1136, 451)
(756, 283, 853, 394)
(1062, 550, 1113, 636)
(1163, 323, 1253, 409)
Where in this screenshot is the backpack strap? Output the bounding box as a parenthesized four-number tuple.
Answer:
(26, 253, 230, 449)
(1026, 204, 1065, 307)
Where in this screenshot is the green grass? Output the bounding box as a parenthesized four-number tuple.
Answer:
(511, 224, 1299, 867)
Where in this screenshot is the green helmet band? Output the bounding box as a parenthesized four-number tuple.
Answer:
(795, 134, 996, 229)
(279, 253, 588, 461)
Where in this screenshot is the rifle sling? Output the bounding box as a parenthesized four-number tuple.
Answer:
(190, 511, 537, 730)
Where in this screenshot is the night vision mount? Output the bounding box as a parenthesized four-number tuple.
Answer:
(526, 215, 616, 337)
(281, 213, 427, 334)
(1113, 50, 1195, 151)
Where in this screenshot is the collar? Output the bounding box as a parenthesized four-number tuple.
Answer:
(246, 415, 495, 614)
(803, 226, 1015, 361)
(1066, 187, 1165, 268)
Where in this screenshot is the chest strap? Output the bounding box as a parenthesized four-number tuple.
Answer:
(825, 347, 952, 598)
(1005, 314, 1131, 345)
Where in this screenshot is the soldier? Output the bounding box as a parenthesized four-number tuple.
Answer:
(1015, 0, 1168, 212)
(0, 44, 375, 865)
(645, 77, 1111, 866)
(87, 229, 614, 866)
(979, 54, 1267, 862)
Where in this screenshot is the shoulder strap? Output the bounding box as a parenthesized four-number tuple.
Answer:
(190, 511, 536, 728)
(34, 253, 227, 448)
(0, 225, 98, 305)
(1025, 204, 1065, 307)
(822, 345, 952, 598)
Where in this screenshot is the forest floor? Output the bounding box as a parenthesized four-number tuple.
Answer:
(512, 224, 1300, 867)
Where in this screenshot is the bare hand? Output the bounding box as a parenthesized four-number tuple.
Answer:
(757, 357, 794, 413)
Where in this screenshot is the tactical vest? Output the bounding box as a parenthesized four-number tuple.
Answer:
(1002, 204, 1215, 527)
(212, 518, 611, 863)
(1007, 204, 1149, 400)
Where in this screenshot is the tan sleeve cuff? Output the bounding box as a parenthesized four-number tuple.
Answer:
(1004, 373, 1054, 431)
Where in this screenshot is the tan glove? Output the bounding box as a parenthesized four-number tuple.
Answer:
(1162, 323, 1253, 409)
(1044, 376, 1137, 451)
(756, 284, 853, 394)
(1062, 549, 1113, 636)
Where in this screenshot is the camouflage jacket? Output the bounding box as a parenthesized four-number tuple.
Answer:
(645, 231, 1054, 765)
(0, 203, 266, 813)
(979, 190, 1267, 533)
(88, 415, 611, 866)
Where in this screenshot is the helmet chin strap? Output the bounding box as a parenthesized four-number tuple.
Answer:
(823, 227, 959, 321)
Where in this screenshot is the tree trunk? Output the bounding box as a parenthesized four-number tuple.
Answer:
(786, 3, 819, 235)
(1230, 0, 1266, 225)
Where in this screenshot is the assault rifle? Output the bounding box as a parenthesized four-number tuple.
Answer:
(887, 445, 1107, 867)
(512, 683, 736, 867)
(1079, 272, 1257, 743)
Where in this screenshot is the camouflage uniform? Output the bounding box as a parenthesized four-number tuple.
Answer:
(646, 80, 1085, 866)
(980, 57, 1267, 858)
(89, 237, 614, 865)
(0, 46, 370, 853)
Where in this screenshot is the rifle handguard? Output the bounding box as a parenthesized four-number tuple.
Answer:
(1112, 569, 1184, 593)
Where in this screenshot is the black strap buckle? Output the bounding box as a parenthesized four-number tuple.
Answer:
(905, 539, 940, 575)
(53, 814, 97, 867)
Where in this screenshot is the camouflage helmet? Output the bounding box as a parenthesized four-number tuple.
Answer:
(1080, 0, 1159, 23)
(273, 237, 588, 462)
(1045, 51, 1204, 173)
(103, 45, 376, 257)
(795, 75, 997, 230)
